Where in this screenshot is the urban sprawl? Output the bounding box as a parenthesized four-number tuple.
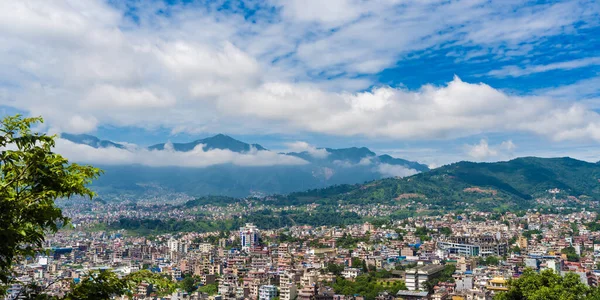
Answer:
(7, 200, 600, 300)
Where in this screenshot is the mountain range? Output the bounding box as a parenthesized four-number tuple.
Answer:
(60, 133, 429, 199)
(273, 156, 600, 211)
(61, 133, 600, 208)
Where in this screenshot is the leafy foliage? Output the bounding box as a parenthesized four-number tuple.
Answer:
(111, 208, 363, 235)
(494, 269, 600, 300)
(0, 115, 174, 299)
(0, 115, 101, 291)
(335, 233, 370, 248)
(332, 273, 407, 300)
(197, 283, 218, 295)
(60, 270, 173, 299)
(561, 246, 580, 262)
(478, 256, 500, 266)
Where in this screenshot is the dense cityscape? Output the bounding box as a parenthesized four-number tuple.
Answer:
(7, 199, 600, 300)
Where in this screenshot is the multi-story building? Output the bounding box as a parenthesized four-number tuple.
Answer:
(167, 238, 178, 253)
(280, 272, 297, 300)
(240, 223, 260, 251)
(259, 285, 278, 300)
(486, 277, 509, 293)
(341, 267, 362, 279)
(405, 264, 445, 291)
(437, 235, 507, 257)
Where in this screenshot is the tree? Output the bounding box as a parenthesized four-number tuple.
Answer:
(494, 269, 598, 300)
(180, 276, 198, 293)
(197, 283, 218, 295)
(561, 246, 580, 262)
(439, 227, 452, 235)
(478, 256, 500, 266)
(326, 263, 345, 276)
(0, 115, 101, 292)
(65, 270, 174, 299)
(0, 115, 173, 299)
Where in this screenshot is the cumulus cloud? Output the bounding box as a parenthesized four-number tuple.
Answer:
(224, 77, 600, 141)
(284, 141, 329, 158)
(467, 140, 498, 160)
(466, 139, 517, 161)
(376, 164, 419, 178)
(54, 139, 308, 168)
(0, 0, 599, 145)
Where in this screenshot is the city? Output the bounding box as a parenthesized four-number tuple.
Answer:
(6, 207, 600, 299)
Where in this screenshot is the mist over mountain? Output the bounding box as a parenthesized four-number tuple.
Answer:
(147, 134, 266, 152)
(60, 133, 428, 199)
(272, 156, 600, 211)
(60, 133, 126, 149)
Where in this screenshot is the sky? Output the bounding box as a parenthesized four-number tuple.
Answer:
(0, 0, 599, 168)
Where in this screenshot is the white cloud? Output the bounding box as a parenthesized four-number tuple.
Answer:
(466, 139, 517, 161)
(499, 140, 516, 152)
(84, 85, 175, 109)
(540, 76, 600, 102)
(277, 0, 365, 26)
(488, 57, 600, 77)
(64, 115, 98, 134)
(358, 157, 373, 166)
(54, 139, 308, 168)
(467, 140, 498, 160)
(0, 0, 599, 145)
(376, 164, 418, 178)
(285, 141, 329, 158)
(223, 76, 600, 141)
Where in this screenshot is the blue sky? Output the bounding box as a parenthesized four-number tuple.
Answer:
(0, 0, 599, 167)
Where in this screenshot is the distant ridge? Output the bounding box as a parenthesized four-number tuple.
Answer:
(61, 133, 125, 149)
(287, 148, 429, 172)
(59, 133, 430, 198)
(281, 156, 600, 211)
(148, 134, 266, 153)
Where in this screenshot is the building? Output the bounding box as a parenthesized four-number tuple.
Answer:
(401, 247, 415, 257)
(240, 223, 260, 251)
(405, 264, 445, 291)
(518, 236, 528, 249)
(396, 290, 429, 300)
(437, 236, 507, 257)
(167, 238, 178, 253)
(280, 272, 297, 300)
(259, 285, 278, 300)
(199, 243, 213, 253)
(341, 267, 362, 279)
(486, 277, 508, 293)
(167, 238, 188, 254)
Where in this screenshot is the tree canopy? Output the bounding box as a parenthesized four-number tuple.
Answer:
(494, 269, 600, 300)
(0, 115, 172, 298)
(0, 115, 101, 291)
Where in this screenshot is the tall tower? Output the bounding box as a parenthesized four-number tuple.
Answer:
(240, 223, 260, 251)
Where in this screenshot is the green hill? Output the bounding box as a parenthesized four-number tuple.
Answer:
(274, 157, 600, 210)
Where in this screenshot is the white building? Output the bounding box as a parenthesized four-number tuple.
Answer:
(405, 265, 445, 291)
(199, 243, 213, 253)
(168, 238, 178, 253)
(240, 223, 260, 251)
(258, 285, 278, 300)
(342, 267, 362, 279)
